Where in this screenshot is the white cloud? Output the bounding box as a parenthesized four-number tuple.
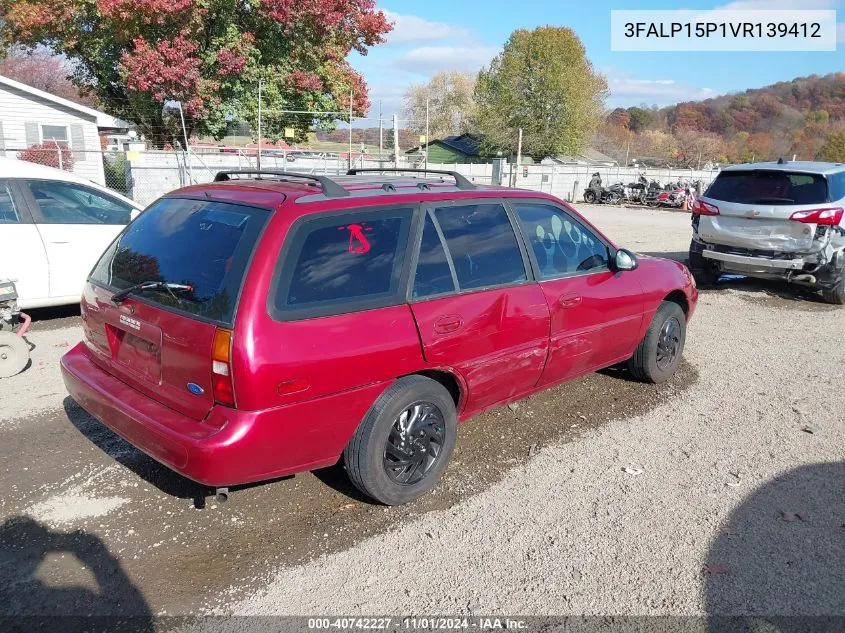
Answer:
(606, 72, 717, 107)
(390, 45, 499, 75)
(382, 11, 471, 46)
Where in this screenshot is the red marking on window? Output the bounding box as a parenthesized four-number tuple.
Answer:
(345, 223, 371, 254)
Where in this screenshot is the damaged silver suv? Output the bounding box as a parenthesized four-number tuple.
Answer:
(689, 160, 845, 305)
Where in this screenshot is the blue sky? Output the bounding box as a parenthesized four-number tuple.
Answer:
(351, 0, 844, 123)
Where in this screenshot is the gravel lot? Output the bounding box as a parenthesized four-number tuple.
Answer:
(1, 204, 842, 620)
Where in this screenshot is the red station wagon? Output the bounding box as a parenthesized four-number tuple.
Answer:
(61, 169, 698, 505)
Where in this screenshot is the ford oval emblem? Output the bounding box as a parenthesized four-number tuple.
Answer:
(187, 383, 204, 396)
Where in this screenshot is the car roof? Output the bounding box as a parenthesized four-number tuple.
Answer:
(171, 171, 531, 208)
(721, 160, 845, 175)
(0, 156, 141, 208)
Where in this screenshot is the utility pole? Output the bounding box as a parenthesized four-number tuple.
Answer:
(176, 101, 192, 184)
(393, 114, 400, 167)
(425, 96, 430, 173)
(378, 100, 383, 162)
(348, 90, 353, 170)
(257, 79, 263, 171)
(515, 128, 523, 188)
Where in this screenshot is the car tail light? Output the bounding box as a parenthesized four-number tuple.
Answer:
(212, 328, 235, 407)
(789, 207, 844, 225)
(692, 200, 720, 216)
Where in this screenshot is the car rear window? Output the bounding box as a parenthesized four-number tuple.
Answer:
(271, 206, 413, 320)
(706, 170, 829, 205)
(90, 198, 270, 325)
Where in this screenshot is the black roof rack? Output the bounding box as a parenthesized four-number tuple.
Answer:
(213, 170, 350, 198)
(346, 168, 477, 191)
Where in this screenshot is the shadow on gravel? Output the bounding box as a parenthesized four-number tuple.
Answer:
(62, 397, 208, 503)
(705, 462, 845, 628)
(0, 516, 152, 628)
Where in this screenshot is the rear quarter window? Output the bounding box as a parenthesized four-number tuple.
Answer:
(271, 206, 413, 321)
(827, 171, 845, 202)
(706, 170, 829, 205)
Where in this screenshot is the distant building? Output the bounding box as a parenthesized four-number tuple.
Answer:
(541, 148, 617, 167)
(0, 74, 126, 185)
(405, 134, 491, 164)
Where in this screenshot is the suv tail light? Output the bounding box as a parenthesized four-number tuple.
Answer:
(212, 328, 236, 407)
(692, 200, 720, 216)
(789, 207, 844, 226)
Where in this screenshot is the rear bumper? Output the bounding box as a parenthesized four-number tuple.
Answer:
(61, 342, 387, 487)
(702, 250, 806, 270)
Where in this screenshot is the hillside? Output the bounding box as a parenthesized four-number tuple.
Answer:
(597, 73, 845, 167)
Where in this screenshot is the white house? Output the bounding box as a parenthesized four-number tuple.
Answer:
(0, 74, 125, 185)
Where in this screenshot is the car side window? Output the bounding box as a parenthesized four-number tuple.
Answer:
(0, 182, 21, 224)
(433, 202, 526, 291)
(412, 212, 456, 300)
(272, 206, 413, 320)
(25, 180, 133, 225)
(514, 203, 610, 279)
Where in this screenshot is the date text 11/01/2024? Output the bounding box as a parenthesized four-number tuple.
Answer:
(307, 618, 528, 630)
(624, 22, 822, 39)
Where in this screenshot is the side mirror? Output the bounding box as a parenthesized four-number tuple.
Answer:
(613, 248, 638, 272)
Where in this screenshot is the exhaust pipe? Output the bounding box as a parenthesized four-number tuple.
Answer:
(790, 273, 817, 285)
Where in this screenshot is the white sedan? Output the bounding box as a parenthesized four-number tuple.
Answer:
(0, 157, 142, 309)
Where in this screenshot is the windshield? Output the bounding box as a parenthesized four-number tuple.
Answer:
(90, 198, 270, 325)
(706, 170, 829, 205)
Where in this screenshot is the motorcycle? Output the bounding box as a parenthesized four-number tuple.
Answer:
(0, 279, 31, 378)
(583, 185, 623, 204)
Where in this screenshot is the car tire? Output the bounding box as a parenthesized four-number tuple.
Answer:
(0, 331, 30, 378)
(344, 375, 457, 505)
(628, 301, 686, 384)
(821, 278, 845, 305)
(584, 191, 597, 203)
(688, 242, 720, 287)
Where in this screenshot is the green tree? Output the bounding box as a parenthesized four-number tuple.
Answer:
(473, 26, 607, 158)
(0, 0, 391, 147)
(817, 131, 845, 162)
(403, 71, 477, 140)
(627, 107, 655, 132)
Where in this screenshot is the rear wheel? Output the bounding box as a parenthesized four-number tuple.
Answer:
(821, 277, 845, 305)
(0, 331, 29, 378)
(628, 301, 686, 384)
(344, 376, 457, 505)
(583, 190, 597, 203)
(688, 241, 721, 287)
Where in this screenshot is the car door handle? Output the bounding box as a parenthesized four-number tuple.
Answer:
(558, 292, 582, 308)
(434, 315, 463, 334)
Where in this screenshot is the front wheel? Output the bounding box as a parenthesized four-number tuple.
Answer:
(583, 190, 597, 203)
(344, 376, 457, 505)
(628, 301, 687, 384)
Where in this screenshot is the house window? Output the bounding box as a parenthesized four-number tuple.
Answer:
(41, 125, 69, 146)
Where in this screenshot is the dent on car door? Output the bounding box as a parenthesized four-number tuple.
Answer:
(0, 180, 49, 306)
(408, 201, 550, 416)
(22, 179, 134, 300)
(510, 201, 644, 385)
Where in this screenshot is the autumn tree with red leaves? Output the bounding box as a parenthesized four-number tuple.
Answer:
(0, 0, 391, 147)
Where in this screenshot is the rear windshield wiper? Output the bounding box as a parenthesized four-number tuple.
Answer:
(111, 281, 193, 304)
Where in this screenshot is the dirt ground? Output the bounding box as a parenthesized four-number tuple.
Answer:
(1, 204, 842, 620)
